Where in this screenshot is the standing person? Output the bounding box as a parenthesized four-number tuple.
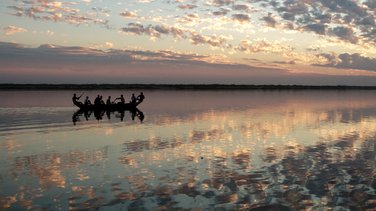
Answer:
(115, 94, 125, 105)
(84, 96, 92, 106)
(137, 92, 145, 103)
(106, 96, 112, 105)
(131, 93, 136, 104)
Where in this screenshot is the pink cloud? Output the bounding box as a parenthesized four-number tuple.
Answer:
(3, 26, 27, 35)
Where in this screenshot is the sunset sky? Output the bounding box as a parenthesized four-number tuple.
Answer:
(0, 0, 375, 85)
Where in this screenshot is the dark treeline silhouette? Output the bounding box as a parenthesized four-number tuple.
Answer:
(1, 84, 376, 90)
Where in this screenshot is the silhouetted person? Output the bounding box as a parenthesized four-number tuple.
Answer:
(137, 92, 145, 103)
(115, 94, 125, 105)
(131, 93, 136, 104)
(94, 95, 101, 105)
(84, 96, 92, 106)
(100, 96, 105, 105)
(72, 93, 83, 106)
(106, 96, 112, 105)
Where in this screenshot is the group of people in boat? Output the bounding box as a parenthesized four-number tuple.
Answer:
(73, 92, 145, 106)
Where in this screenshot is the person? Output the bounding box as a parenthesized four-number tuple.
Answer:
(84, 96, 92, 106)
(115, 94, 125, 105)
(99, 96, 105, 105)
(137, 92, 145, 103)
(94, 95, 101, 105)
(131, 93, 136, 104)
(106, 96, 112, 105)
(72, 93, 83, 106)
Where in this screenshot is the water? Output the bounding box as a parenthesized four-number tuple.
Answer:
(0, 90, 375, 210)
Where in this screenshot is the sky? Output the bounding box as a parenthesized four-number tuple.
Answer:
(0, 0, 375, 85)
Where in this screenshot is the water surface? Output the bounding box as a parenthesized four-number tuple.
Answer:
(0, 90, 375, 210)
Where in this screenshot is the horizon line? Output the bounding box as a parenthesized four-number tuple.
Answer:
(1, 83, 376, 90)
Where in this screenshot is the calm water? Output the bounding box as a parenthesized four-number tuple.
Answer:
(0, 90, 375, 210)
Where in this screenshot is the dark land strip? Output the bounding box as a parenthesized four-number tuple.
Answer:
(1, 84, 376, 90)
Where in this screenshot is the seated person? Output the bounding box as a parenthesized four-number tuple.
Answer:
(131, 93, 136, 104)
(84, 96, 92, 105)
(115, 94, 125, 104)
(72, 93, 83, 106)
(137, 92, 145, 103)
(106, 96, 113, 105)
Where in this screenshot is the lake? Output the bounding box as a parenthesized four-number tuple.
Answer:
(0, 90, 375, 210)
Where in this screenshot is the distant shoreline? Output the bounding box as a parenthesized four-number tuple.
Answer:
(0, 84, 376, 90)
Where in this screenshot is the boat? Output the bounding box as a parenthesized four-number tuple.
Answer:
(73, 99, 143, 111)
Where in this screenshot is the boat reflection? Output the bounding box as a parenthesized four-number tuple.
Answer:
(72, 108, 144, 124)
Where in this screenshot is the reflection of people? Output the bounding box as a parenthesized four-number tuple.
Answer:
(84, 110, 92, 120)
(131, 110, 136, 120)
(72, 93, 83, 106)
(94, 109, 105, 120)
(130, 109, 144, 122)
(106, 110, 111, 120)
(137, 110, 144, 122)
(119, 110, 125, 121)
(72, 108, 144, 124)
(72, 112, 79, 125)
(137, 92, 145, 103)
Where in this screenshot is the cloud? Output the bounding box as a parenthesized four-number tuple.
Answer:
(231, 14, 250, 23)
(212, 8, 231, 16)
(1, 42, 375, 85)
(0, 41, 297, 84)
(261, 13, 277, 27)
(177, 13, 200, 25)
(303, 23, 327, 35)
(328, 26, 358, 44)
(7, 0, 110, 28)
(315, 53, 376, 71)
(3, 26, 27, 35)
(256, 0, 375, 45)
(237, 39, 293, 54)
(232, 4, 250, 11)
(121, 23, 231, 48)
(178, 4, 197, 9)
(120, 11, 138, 18)
(105, 42, 113, 48)
(189, 32, 230, 48)
(208, 0, 234, 7)
(121, 23, 187, 39)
